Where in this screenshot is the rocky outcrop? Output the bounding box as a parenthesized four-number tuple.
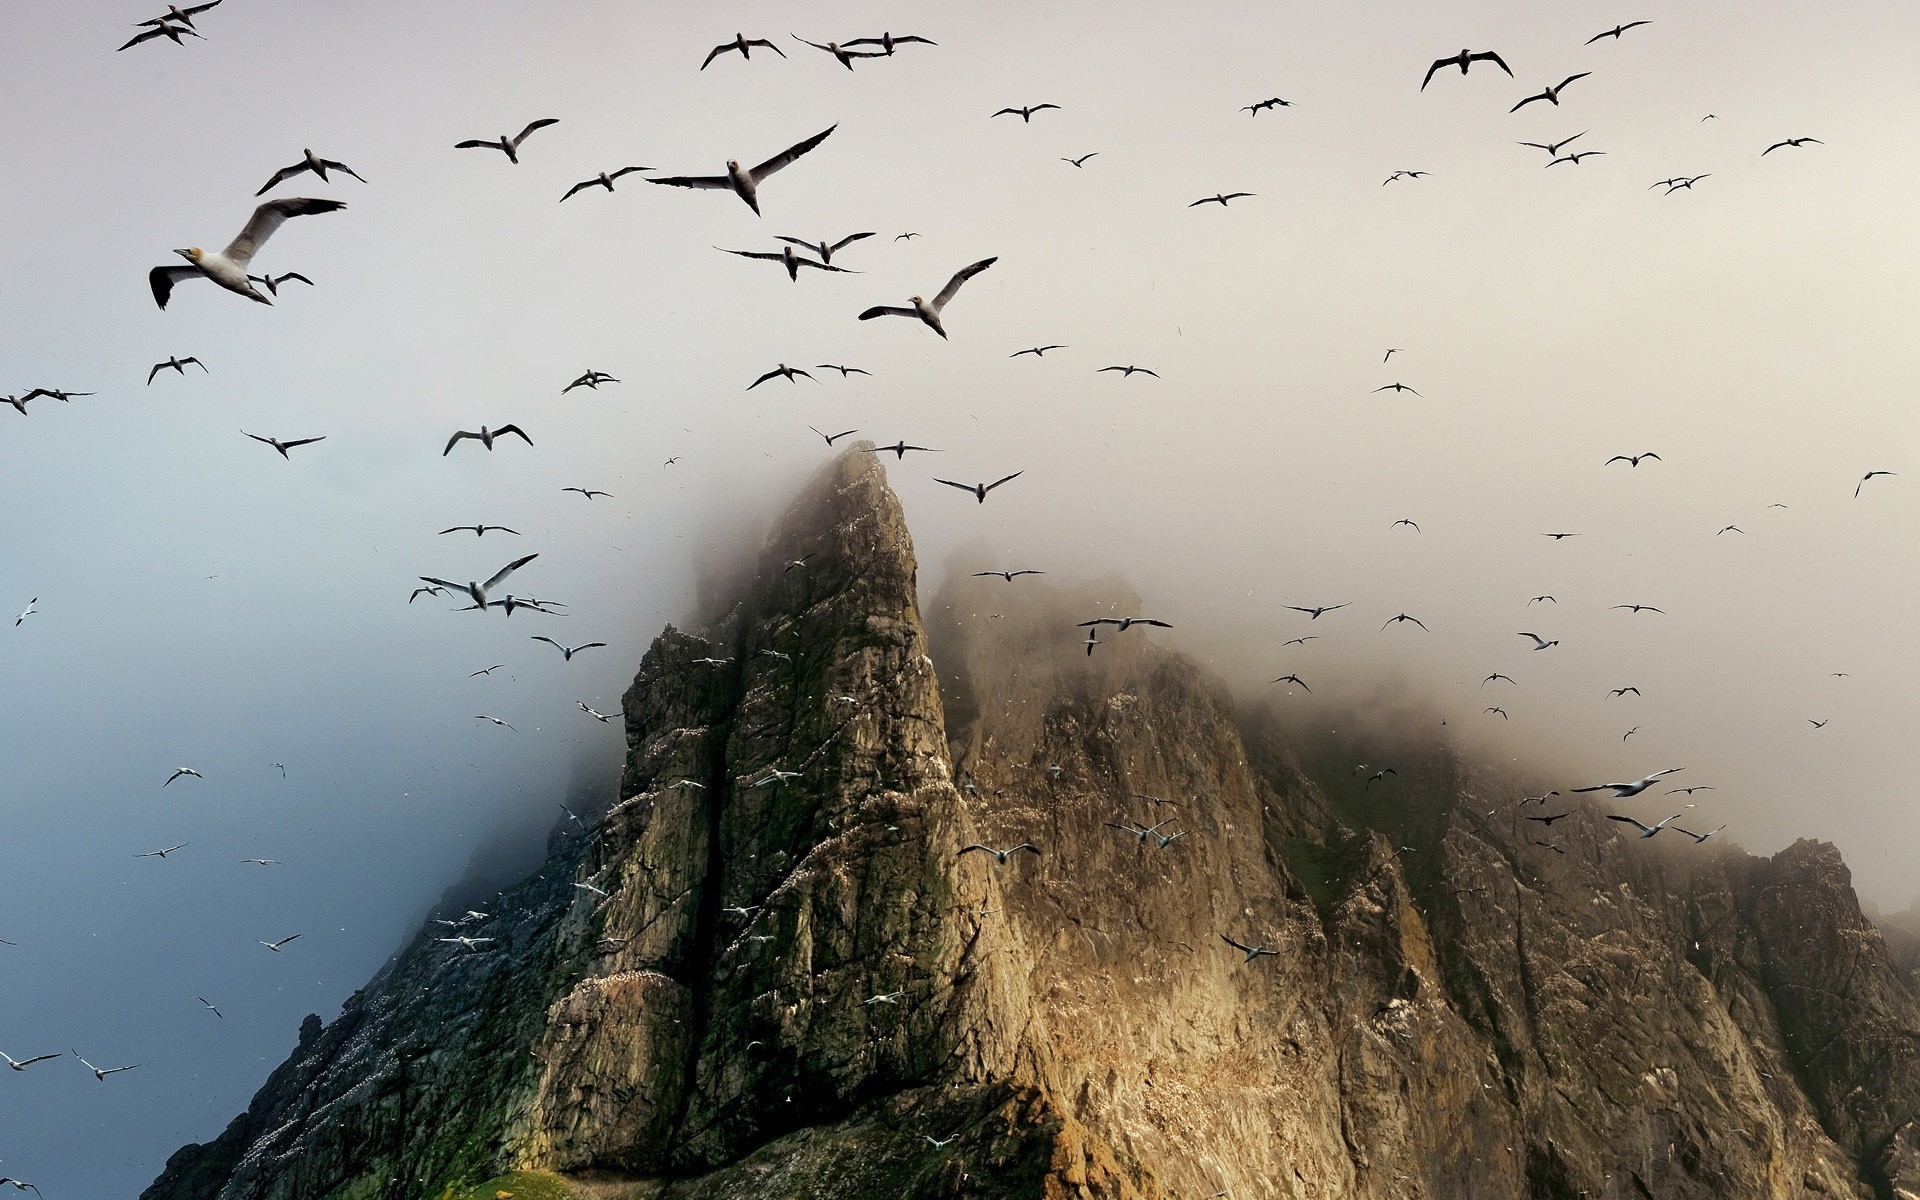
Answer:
(147, 449, 1920, 1200)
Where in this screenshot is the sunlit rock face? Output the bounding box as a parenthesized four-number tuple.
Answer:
(146, 449, 1920, 1200)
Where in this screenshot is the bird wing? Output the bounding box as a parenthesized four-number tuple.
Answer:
(275, 271, 313, 286)
(281, 436, 325, 450)
(774, 236, 822, 254)
(1078, 619, 1121, 627)
(560, 180, 595, 202)
(15, 1053, 60, 1066)
(934, 479, 975, 493)
(1473, 50, 1513, 74)
(984, 471, 1023, 492)
(699, 43, 731, 69)
(1510, 92, 1547, 113)
(858, 305, 917, 320)
(254, 162, 307, 196)
(531, 636, 561, 650)
(1221, 933, 1255, 953)
(495, 424, 533, 445)
(829, 231, 876, 251)
(749, 125, 837, 182)
(1607, 815, 1654, 833)
(932, 258, 997, 309)
(512, 118, 560, 145)
(149, 265, 199, 310)
(576, 642, 607, 652)
(722, 248, 784, 261)
(442, 430, 477, 455)
(455, 139, 504, 151)
(795, 258, 854, 273)
(222, 197, 346, 267)
(956, 845, 993, 857)
(418, 577, 466, 593)
(1558, 73, 1591, 89)
(1012, 844, 1040, 855)
(1136, 619, 1173, 628)
(747, 370, 780, 389)
(319, 159, 366, 182)
(484, 553, 538, 592)
(651, 174, 733, 190)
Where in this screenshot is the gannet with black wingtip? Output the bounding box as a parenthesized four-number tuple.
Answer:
(858, 257, 997, 338)
(419, 553, 538, 611)
(702, 33, 786, 69)
(532, 636, 606, 661)
(256, 149, 366, 196)
(1673, 824, 1727, 844)
(74, 1053, 143, 1080)
(1221, 934, 1279, 963)
(650, 125, 837, 216)
(774, 231, 874, 265)
(1, 1050, 60, 1072)
(443, 425, 532, 456)
(242, 431, 325, 459)
(1572, 767, 1683, 798)
(935, 472, 1022, 503)
(135, 1, 222, 28)
(149, 198, 346, 309)
(118, 22, 204, 51)
(455, 119, 559, 165)
(844, 32, 936, 54)
(578, 702, 619, 723)
(719, 244, 856, 281)
(1421, 48, 1512, 90)
(1607, 813, 1682, 839)
(560, 167, 651, 202)
(791, 34, 884, 69)
(957, 843, 1040, 865)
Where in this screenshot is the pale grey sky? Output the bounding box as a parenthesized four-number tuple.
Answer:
(3, 1, 1918, 1194)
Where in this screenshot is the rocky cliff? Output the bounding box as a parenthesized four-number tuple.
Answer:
(146, 448, 1920, 1200)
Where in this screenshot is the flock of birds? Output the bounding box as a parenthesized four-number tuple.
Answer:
(0, 5, 1903, 1194)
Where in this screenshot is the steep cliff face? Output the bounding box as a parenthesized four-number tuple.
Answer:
(148, 450, 1920, 1200)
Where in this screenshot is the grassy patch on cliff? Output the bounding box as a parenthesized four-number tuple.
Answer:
(446, 1171, 577, 1200)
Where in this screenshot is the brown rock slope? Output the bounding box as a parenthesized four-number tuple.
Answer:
(146, 449, 1920, 1200)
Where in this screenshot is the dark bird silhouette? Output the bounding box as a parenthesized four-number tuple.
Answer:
(992, 104, 1061, 122)
(651, 125, 837, 216)
(1243, 97, 1293, 115)
(1374, 382, 1421, 396)
(443, 425, 531, 456)
(973, 569, 1044, 581)
(1221, 934, 1280, 962)
(1586, 21, 1651, 43)
(242, 431, 325, 459)
(719, 244, 855, 281)
(1612, 604, 1664, 615)
(1856, 470, 1896, 497)
(701, 33, 785, 69)
(1012, 345, 1066, 358)
(561, 487, 611, 499)
(842, 32, 936, 55)
(1271, 673, 1312, 692)
(749, 363, 815, 389)
(1483, 674, 1516, 687)
(1286, 604, 1348, 619)
(256, 148, 366, 196)
(864, 441, 942, 459)
(1382, 612, 1429, 631)
(1080, 616, 1172, 631)
(791, 35, 884, 70)
(1062, 153, 1099, 168)
(774, 232, 874, 265)
(1762, 137, 1823, 155)
(1485, 707, 1509, 719)
(563, 370, 618, 393)
(1607, 451, 1660, 467)
(1526, 812, 1573, 826)
(936, 473, 1023, 503)
(1608, 813, 1682, 839)
(957, 844, 1040, 865)
(1392, 518, 1421, 531)
(246, 271, 313, 296)
(1421, 48, 1513, 91)
(1511, 73, 1591, 113)
(1099, 365, 1159, 378)
(1548, 151, 1606, 166)
(1365, 768, 1399, 787)
(119, 22, 204, 51)
(809, 426, 859, 446)
(1520, 131, 1587, 156)
(440, 524, 518, 537)
(1609, 686, 1642, 698)
(454, 119, 559, 165)
(147, 356, 207, 384)
(858, 258, 997, 338)
(531, 636, 606, 661)
(561, 167, 651, 201)
(1189, 192, 1255, 207)
(814, 364, 870, 377)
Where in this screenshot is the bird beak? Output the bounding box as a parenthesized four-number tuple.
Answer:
(173, 248, 195, 261)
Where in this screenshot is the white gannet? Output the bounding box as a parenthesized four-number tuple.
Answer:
(957, 844, 1040, 864)
(1081, 616, 1172, 631)
(858, 258, 997, 339)
(749, 363, 816, 389)
(1572, 767, 1684, 798)
(135, 2, 222, 29)
(147, 355, 208, 382)
(1221, 934, 1279, 962)
(844, 32, 936, 54)
(455, 119, 559, 164)
(1607, 813, 1682, 839)
(578, 702, 619, 723)
(791, 35, 884, 70)
(1518, 631, 1559, 650)
(118, 22, 204, 51)
(19, 388, 94, 403)
(935, 472, 1022, 503)
(774, 231, 874, 265)
(256, 149, 366, 196)
(14, 598, 36, 626)
(163, 767, 203, 787)
(74, 1053, 142, 1080)
(1, 1050, 60, 1071)
(443, 425, 532, 455)
(148, 197, 346, 309)
(474, 715, 515, 731)
(563, 370, 619, 392)
(419, 552, 538, 610)
(1674, 824, 1727, 844)
(134, 843, 189, 859)
(531, 636, 606, 661)
(650, 125, 837, 216)
(701, 33, 786, 69)
(242, 431, 326, 459)
(198, 996, 223, 1018)
(560, 166, 651, 202)
(719, 244, 856, 280)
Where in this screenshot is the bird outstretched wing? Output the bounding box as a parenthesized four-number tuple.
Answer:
(750, 125, 838, 182)
(222, 197, 347, 267)
(484, 554, 538, 592)
(149, 266, 199, 310)
(933, 257, 997, 309)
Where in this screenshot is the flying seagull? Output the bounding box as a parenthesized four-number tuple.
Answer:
(455, 119, 559, 164)
(858, 258, 997, 339)
(1189, 192, 1255, 207)
(1573, 768, 1684, 798)
(1011, 345, 1066, 357)
(135, 2, 223, 28)
(1221, 934, 1279, 963)
(1080, 617, 1172, 631)
(936, 473, 1022, 503)
(992, 104, 1060, 122)
(197, 997, 223, 1018)
(1286, 604, 1348, 619)
(256, 149, 366, 196)
(163, 767, 203, 787)
(1608, 813, 1683, 839)
(1421, 49, 1513, 90)
(469, 664, 505, 678)
(1673, 824, 1727, 844)
(1586, 21, 1651, 42)
(1392, 518, 1421, 532)
(791, 35, 884, 69)
(957, 844, 1040, 864)
(1243, 97, 1293, 115)
(1383, 170, 1431, 185)
(1762, 137, 1823, 155)
(1098, 364, 1159, 378)
(651, 125, 837, 216)
(1607, 451, 1660, 467)
(443, 425, 532, 455)
(749, 363, 815, 388)
(701, 33, 786, 69)
(1485, 707, 1509, 719)
(242, 431, 325, 458)
(561, 167, 651, 201)
(809, 426, 859, 446)
(118, 22, 205, 50)
(74, 1053, 142, 1081)
(1511, 73, 1591, 112)
(1668, 785, 1715, 795)
(1856, 470, 1896, 497)
(1483, 673, 1516, 686)
(14, 598, 37, 627)
(1548, 151, 1606, 166)
(18, 388, 94, 404)
(1612, 604, 1664, 615)
(418, 553, 538, 611)
(149, 197, 345, 309)
(775, 231, 874, 265)
(719, 244, 856, 281)
(260, 934, 301, 951)
(531, 636, 606, 661)
(1374, 382, 1421, 396)
(1518, 631, 1559, 650)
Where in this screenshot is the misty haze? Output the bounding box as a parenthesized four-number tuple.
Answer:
(4, 3, 1920, 1198)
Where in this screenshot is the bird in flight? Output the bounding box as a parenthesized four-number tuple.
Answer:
(719, 244, 856, 281)
(198, 997, 223, 1018)
(119, 22, 204, 51)
(440, 524, 518, 538)
(1525, 812, 1574, 826)
(419, 552, 538, 611)
(531, 636, 606, 661)
(578, 702, 618, 723)
(163, 767, 203, 787)
(1607, 451, 1660, 467)
(1574, 767, 1684, 798)
(1422, 48, 1512, 90)
(561, 167, 651, 202)
(18, 388, 94, 404)
(1080, 617, 1172, 631)
(1519, 131, 1587, 157)
(474, 715, 515, 731)
(791, 35, 885, 70)
(1483, 674, 1516, 686)
(1542, 532, 1579, 540)
(75, 1053, 142, 1081)
(1189, 192, 1255, 207)
(134, 844, 189, 859)
(1518, 632, 1559, 650)
(1762, 137, 1823, 155)
(1613, 604, 1664, 615)
(136, 2, 222, 28)
(1392, 518, 1421, 532)
(561, 487, 612, 499)
(1658, 174, 1711, 194)
(958, 844, 1039, 865)
(992, 104, 1060, 122)
(1485, 707, 1509, 719)
(1243, 97, 1293, 115)
(973, 569, 1045, 581)
(1809, 718, 1830, 729)
(814, 364, 871, 377)
(1062, 153, 1099, 168)
(1856, 470, 1896, 497)
(1099, 364, 1159, 378)
(1271, 674, 1312, 692)
(844, 32, 936, 55)
(241, 858, 281, 866)
(256, 149, 366, 196)
(455, 118, 559, 164)
(859, 258, 997, 339)
(246, 271, 313, 297)
(149, 197, 346, 309)
(1511, 73, 1591, 112)
(1381, 613, 1429, 631)
(438, 936, 495, 951)
(563, 370, 619, 393)
(1548, 151, 1606, 167)
(1609, 686, 1642, 698)
(443, 424, 532, 456)
(775, 232, 874, 266)
(1286, 604, 1348, 619)
(749, 364, 815, 389)
(1717, 525, 1743, 536)
(1529, 596, 1556, 605)
(258, 932, 302, 952)
(147, 355, 208, 383)
(1, 1051, 60, 1072)
(865, 441, 942, 459)
(701, 33, 785, 68)
(468, 665, 505, 679)
(14, 598, 37, 627)
(242, 431, 325, 459)
(1382, 170, 1431, 185)
(1673, 824, 1727, 844)
(1374, 382, 1421, 396)
(1221, 934, 1279, 963)
(809, 426, 859, 446)
(1668, 785, 1715, 795)
(651, 125, 838, 216)
(1608, 813, 1683, 840)
(1587, 20, 1651, 43)
(1012, 345, 1066, 358)
(935, 473, 1023, 504)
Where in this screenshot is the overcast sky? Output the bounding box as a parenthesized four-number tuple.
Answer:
(3, 1, 1918, 1194)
